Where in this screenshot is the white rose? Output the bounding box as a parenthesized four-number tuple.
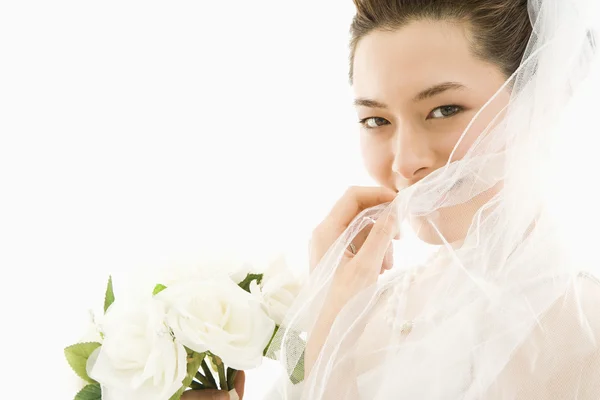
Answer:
(81, 309, 104, 342)
(86, 299, 187, 400)
(158, 277, 275, 370)
(251, 255, 304, 326)
(68, 310, 105, 393)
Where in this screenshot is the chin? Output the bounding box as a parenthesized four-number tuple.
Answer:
(408, 185, 502, 245)
(409, 213, 467, 245)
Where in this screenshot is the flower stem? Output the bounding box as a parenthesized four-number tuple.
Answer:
(227, 367, 238, 390)
(190, 379, 205, 390)
(200, 359, 218, 389)
(194, 371, 211, 388)
(212, 355, 229, 391)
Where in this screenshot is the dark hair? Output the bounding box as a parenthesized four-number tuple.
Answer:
(349, 0, 533, 83)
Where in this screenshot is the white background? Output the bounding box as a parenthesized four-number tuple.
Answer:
(0, 1, 373, 398)
(2, 2, 598, 398)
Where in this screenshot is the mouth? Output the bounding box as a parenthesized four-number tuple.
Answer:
(449, 177, 466, 191)
(437, 178, 466, 206)
(394, 182, 410, 193)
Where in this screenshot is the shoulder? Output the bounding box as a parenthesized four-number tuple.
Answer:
(507, 272, 600, 366)
(525, 271, 600, 361)
(495, 272, 600, 397)
(540, 272, 600, 338)
(576, 271, 600, 296)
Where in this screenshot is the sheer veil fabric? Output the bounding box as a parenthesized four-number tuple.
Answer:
(266, 0, 600, 398)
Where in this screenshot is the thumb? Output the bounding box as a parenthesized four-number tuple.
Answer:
(382, 244, 394, 272)
(181, 389, 230, 400)
(234, 370, 245, 399)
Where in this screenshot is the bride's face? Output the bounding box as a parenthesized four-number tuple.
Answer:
(352, 20, 511, 244)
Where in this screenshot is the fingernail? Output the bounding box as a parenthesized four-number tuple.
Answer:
(383, 247, 393, 269)
(394, 226, 402, 240)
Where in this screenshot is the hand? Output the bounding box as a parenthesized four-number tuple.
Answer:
(181, 371, 245, 400)
(310, 186, 399, 275)
(310, 185, 399, 277)
(306, 186, 400, 374)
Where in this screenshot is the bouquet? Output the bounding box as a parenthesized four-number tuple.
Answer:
(64, 255, 305, 400)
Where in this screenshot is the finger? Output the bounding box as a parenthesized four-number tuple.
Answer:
(382, 244, 394, 271)
(355, 222, 398, 257)
(379, 244, 393, 274)
(311, 187, 395, 272)
(356, 204, 400, 266)
(234, 370, 245, 399)
(394, 219, 402, 241)
(349, 224, 372, 254)
(325, 186, 396, 229)
(181, 389, 229, 400)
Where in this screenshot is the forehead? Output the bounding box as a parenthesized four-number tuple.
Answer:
(352, 20, 495, 101)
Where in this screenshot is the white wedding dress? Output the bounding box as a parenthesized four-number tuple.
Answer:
(265, 0, 600, 398)
(353, 248, 600, 399)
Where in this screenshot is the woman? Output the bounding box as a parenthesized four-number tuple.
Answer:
(266, 0, 600, 398)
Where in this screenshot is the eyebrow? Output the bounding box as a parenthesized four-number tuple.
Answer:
(413, 82, 466, 102)
(354, 82, 467, 109)
(353, 98, 388, 108)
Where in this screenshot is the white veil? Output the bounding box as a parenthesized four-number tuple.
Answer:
(266, 0, 600, 398)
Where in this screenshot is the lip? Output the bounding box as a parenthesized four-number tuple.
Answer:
(438, 178, 466, 204)
(450, 177, 465, 190)
(440, 190, 450, 205)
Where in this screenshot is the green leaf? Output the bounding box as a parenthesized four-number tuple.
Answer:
(74, 383, 101, 400)
(184, 346, 196, 356)
(103, 275, 114, 314)
(65, 342, 102, 383)
(290, 349, 305, 385)
(238, 273, 263, 293)
(269, 328, 305, 384)
(153, 283, 167, 296)
(169, 351, 206, 400)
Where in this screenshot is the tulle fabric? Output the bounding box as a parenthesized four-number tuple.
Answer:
(266, 0, 600, 398)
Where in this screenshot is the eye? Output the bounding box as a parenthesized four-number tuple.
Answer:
(358, 117, 390, 130)
(427, 105, 463, 120)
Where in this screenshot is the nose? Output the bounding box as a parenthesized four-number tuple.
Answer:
(392, 125, 435, 185)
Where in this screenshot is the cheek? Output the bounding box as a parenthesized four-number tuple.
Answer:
(450, 96, 510, 161)
(444, 117, 491, 162)
(360, 134, 394, 186)
(411, 182, 502, 244)
(446, 130, 476, 161)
